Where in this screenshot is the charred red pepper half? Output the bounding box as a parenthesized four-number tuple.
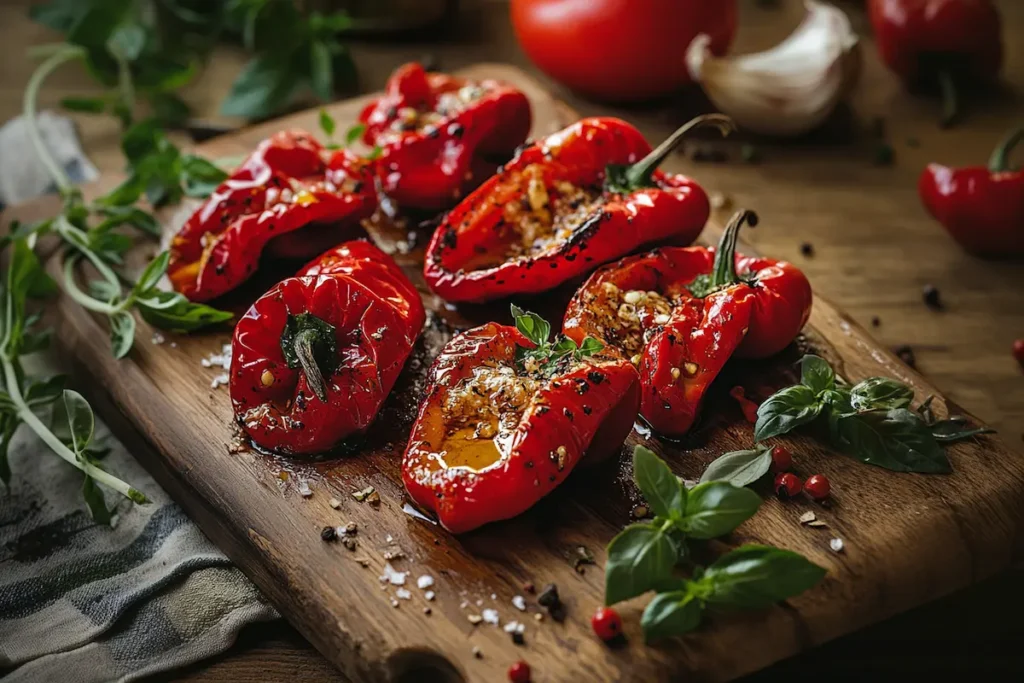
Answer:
(169, 131, 377, 302)
(359, 62, 532, 210)
(920, 127, 1024, 257)
(403, 307, 639, 533)
(423, 115, 730, 303)
(564, 211, 811, 436)
(867, 0, 1003, 126)
(231, 240, 425, 455)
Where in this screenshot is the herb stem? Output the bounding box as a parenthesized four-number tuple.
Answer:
(1, 356, 144, 501)
(23, 44, 86, 195)
(62, 256, 129, 315)
(55, 216, 122, 286)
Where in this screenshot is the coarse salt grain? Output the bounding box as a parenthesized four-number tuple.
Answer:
(210, 373, 229, 389)
(481, 608, 499, 625)
(151, 332, 165, 345)
(380, 562, 408, 586)
(395, 588, 412, 600)
(503, 621, 526, 634)
(425, 591, 436, 601)
(512, 595, 526, 612)
(830, 538, 844, 553)
(417, 575, 434, 589)
(202, 344, 232, 369)
(297, 479, 312, 497)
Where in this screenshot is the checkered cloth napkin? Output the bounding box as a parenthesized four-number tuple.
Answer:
(0, 113, 279, 682)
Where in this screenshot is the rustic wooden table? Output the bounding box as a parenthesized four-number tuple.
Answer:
(2, 0, 1023, 680)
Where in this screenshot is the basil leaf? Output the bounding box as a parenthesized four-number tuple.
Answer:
(700, 545, 826, 609)
(510, 305, 550, 348)
(136, 292, 232, 332)
(368, 144, 383, 160)
(62, 390, 95, 455)
(849, 377, 914, 411)
(82, 474, 113, 525)
(107, 21, 145, 61)
(699, 446, 772, 487)
(345, 123, 366, 146)
(549, 336, 578, 359)
(604, 523, 680, 605)
(180, 154, 228, 198)
(149, 91, 191, 127)
(110, 311, 136, 359)
(94, 205, 160, 237)
(633, 446, 685, 520)
(319, 109, 336, 138)
(800, 355, 834, 394)
(221, 54, 299, 119)
(133, 251, 170, 295)
(25, 375, 66, 408)
(834, 408, 951, 473)
(61, 96, 106, 114)
(680, 482, 761, 540)
(754, 384, 823, 442)
(98, 174, 145, 207)
(578, 337, 604, 358)
(930, 417, 995, 443)
(641, 590, 703, 642)
(309, 40, 334, 101)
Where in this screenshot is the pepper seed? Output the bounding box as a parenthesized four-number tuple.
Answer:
(261, 369, 274, 387)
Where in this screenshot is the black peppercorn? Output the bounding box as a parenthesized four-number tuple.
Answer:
(800, 242, 814, 257)
(922, 284, 942, 310)
(320, 526, 336, 541)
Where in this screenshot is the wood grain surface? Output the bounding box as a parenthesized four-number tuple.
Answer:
(3, 1, 1024, 680)
(32, 62, 1024, 683)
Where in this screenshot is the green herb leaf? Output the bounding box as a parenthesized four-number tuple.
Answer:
(97, 174, 145, 207)
(849, 377, 914, 411)
(319, 109, 336, 138)
(833, 408, 951, 473)
(133, 251, 169, 295)
(93, 205, 160, 237)
(82, 474, 113, 525)
(309, 40, 334, 101)
(136, 291, 232, 332)
(699, 446, 772, 487)
(604, 522, 681, 605)
(107, 21, 146, 61)
(0, 413, 18, 486)
(680, 481, 761, 540)
(699, 545, 826, 609)
(61, 389, 95, 455)
(641, 590, 703, 642)
(578, 337, 604, 357)
(25, 375, 66, 408)
(511, 304, 551, 348)
(800, 355, 835, 394)
(221, 54, 299, 120)
(60, 96, 107, 113)
(368, 144, 383, 160)
(633, 445, 685, 520)
(149, 91, 191, 127)
(179, 154, 228, 198)
(109, 311, 136, 359)
(930, 417, 995, 443)
(754, 384, 823, 442)
(345, 123, 366, 146)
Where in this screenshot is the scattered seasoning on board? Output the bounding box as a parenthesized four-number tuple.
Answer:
(922, 284, 942, 310)
(631, 505, 649, 520)
(871, 316, 881, 327)
(522, 582, 535, 594)
(320, 526, 336, 541)
(472, 646, 483, 659)
(799, 242, 814, 257)
(570, 546, 595, 573)
(329, 497, 342, 509)
(342, 536, 357, 551)
(352, 486, 375, 502)
(830, 537, 845, 553)
(423, 607, 432, 615)
(366, 490, 382, 507)
(537, 583, 566, 622)
(893, 344, 917, 368)
(512, 595, 527, 612)
(468, 614, 483, 625)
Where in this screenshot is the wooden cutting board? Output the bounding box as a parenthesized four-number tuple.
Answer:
(46, 64, 1024, 682)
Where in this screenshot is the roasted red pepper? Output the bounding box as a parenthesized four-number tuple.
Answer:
(358, 62, 532, 210)
(867, 0, 1003, 126)
(423, 115, 729, 303)
(402, 308, 639, 533)
(564, 211, 812, 436)
(169, 131, 377, 302)
(920, 127, 1024, 257)
(230, 240, 425, 455)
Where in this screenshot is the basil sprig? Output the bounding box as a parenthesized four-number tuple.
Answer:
(511, 305, 603, 377)
(698, 445, 773, 488)
(605, 447, 825, 642)
(754, 355, 992, 474)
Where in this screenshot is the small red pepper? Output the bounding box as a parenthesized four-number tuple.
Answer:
(867, 0, 1003, 126)
(919, 127, 1024, 257)
(423, 115, 729, 303)
(564, 211, 812, 436)
(169, 131, 377, 302)
(590, 606, 624, 642)
(402, 310, 639, 533)
(359, 62, 532, 210)
(230, 240, 424, 455)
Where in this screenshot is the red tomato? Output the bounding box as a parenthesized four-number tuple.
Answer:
(510, 0, 738, 101)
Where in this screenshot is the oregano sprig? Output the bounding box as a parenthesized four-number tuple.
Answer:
(511, 305, 603, 377)
(605, 446, 825, 642)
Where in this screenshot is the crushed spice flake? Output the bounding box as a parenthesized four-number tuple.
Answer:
(352, 486, 375, 502)
(329, 497, 342, 509)
(342, 537, 357, 551)
(297, 479, 312, 497)
(366, 491, 382, 507)
(799, 511, 817, 525)
(570, 546, 595, 573)
(468, 614, 483, 625)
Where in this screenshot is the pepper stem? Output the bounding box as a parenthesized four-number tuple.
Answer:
(937, 70, 959, 129)
(294, 329, 328, 403)
(623, 114, 736, 189)
(710, 210, 759, 288)
(988, 127, 1024, 172)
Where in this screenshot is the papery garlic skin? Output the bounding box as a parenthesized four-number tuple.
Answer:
(686, 0, 860, 137)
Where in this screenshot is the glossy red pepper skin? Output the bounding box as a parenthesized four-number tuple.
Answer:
(919, 129, 1024, 257)
(423, 117, 710, 303)
(359, 62, 532, 210)
(169, 131, 377, 302)
(402, 322, 640, 533)
(230, 240, 425, 455)
(564, 212, 812, 436)
(868, 0, 1002, 82)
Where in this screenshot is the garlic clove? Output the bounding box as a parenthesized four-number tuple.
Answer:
(686, 0, 860, 137)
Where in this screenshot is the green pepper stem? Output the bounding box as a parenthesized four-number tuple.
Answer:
(937, 70, 959, 129)
(624, 114, 736, 188)
(710, 210, 759, 288)
(294, 329, 328, 402)
(988, 127, 1024, 172)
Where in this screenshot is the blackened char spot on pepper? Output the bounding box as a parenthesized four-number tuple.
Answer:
(574, 378, 590, 395)
(563, 407, 574, 421)
(447, 122, 464, 138)
(583, 405, 592, 415)
(587, 371, 605, 384)
(440, 226, 457, 250)
(536, 405, 550, 415)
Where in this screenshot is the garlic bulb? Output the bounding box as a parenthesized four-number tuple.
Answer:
(686, 0, 860, 137)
